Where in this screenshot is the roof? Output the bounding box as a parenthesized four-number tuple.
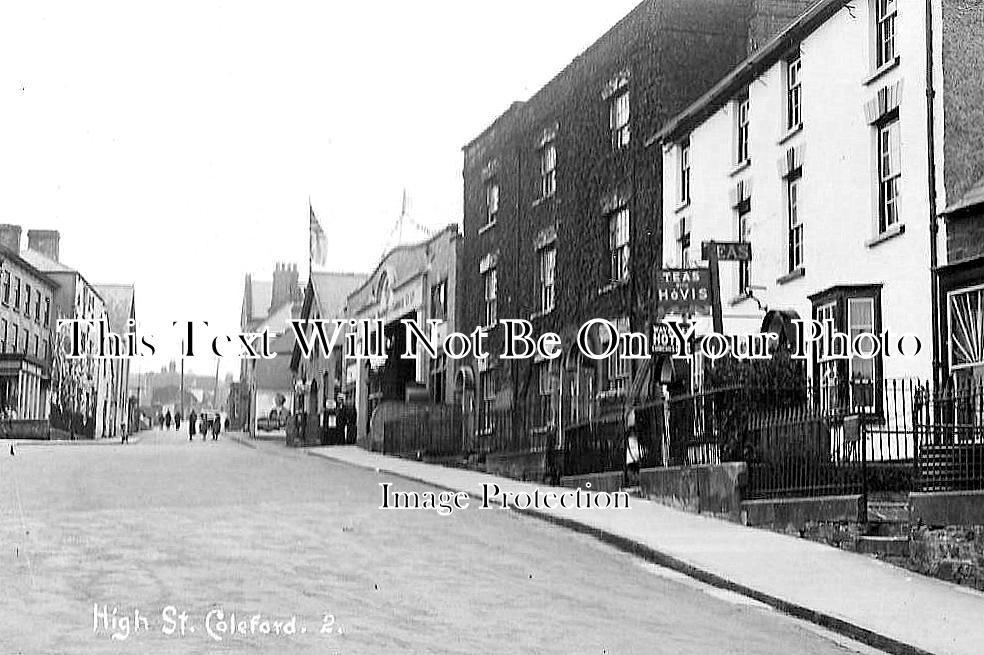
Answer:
(311, 272, 368, 317)
(348, 224, 459, 304)
(945, 175, 984, 216)
(17, 246, 104, 303)
(0, 245, 59, 289)
(93, 284, 135, 332)
(19, 246, 77, 274)
(649, 0, 845, 145)
(242, 276, 273, 327)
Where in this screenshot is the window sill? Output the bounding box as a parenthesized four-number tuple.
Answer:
(866, 223, 905, 248)
(776, 267, 806, 285)
(597, 389, 627, 400)
(728, 293, 753, 307)
(777, 124, 803, 146)
(674, 199, 691, 214)
(530, 307, 554, 320)
(729, 159, 752, 177)
(598, 279, 629, 296)
(478, 221, 496, 235)
(863, 56, 901, 87)
(532, 193, 555, 209)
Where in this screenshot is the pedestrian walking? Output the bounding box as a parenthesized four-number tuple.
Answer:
(165, 411, 172, 430)
(189, 410, 197, 441)
(175, 412, 182, 431)
(200, 416, 208, 441)
(121, 421, 128, 444)
(212, 416, 221, 440)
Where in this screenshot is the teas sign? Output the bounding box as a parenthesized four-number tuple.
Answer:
(701, 241, 752, 262)
(656, 268, 712, 316)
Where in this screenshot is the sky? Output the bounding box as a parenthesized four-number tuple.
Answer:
(0, 0, 641, 376)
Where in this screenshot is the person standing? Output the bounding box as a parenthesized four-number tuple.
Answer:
(175, 411, 182, 431)
(164, 410, 172, 430)
(189, 409, 197, 441)
(212, 416, 221, 440)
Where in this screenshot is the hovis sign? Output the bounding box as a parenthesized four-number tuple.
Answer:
(655, 268, 712, 316)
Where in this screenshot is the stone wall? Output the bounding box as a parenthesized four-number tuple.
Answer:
(640, 462, 747, 520)
(907, 490, 984, 591)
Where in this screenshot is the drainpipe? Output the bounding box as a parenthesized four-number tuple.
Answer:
(925, 0, 941, 390)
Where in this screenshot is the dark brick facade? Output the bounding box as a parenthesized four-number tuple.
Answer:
(942, 0, 984, 207)
(946, 206, 984, 265)
(458, 0, 814, 463)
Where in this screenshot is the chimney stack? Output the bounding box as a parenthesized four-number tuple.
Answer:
(0, 224, 22, 254)
(270, 262, 300, 313)
(27, 229, 61, 261)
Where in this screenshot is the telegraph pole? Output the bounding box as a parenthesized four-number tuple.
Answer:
(212, 357, 220, 409)
(179, 351, 185, 419)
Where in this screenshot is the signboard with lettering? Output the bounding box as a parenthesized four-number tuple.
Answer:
(655, 268, 712, 316)
(701, 241, 752, 262)
(651, 322, 678, 355)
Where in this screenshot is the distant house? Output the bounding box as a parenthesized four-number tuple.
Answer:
(93, 284, 136, 434)
(0, 226, 57, 430)
(239, 263, 303, 436)
(289, 271, 368, 445)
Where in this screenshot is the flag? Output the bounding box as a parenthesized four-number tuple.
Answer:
(309, 203, 328, 267)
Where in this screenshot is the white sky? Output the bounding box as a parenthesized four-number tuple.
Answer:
(0, 0, 641, 376)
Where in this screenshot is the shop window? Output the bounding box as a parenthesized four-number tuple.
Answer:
(810, 286, 882, 414)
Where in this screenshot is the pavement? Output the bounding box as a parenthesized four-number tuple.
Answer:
(308, 445, 984, 655)
(0, 428, 887, 654)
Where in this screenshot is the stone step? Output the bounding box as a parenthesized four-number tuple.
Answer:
(855, 535, 910, 558)
(866, 500, 909, 523)
(863, 520, 909, 537)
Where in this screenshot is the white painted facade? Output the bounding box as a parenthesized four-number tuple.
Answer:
(659, 0, 937, 384)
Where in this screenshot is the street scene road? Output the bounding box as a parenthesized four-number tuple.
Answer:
(0, 430, 875, 655)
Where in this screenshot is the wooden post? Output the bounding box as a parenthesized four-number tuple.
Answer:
(706, 241, 724, 333)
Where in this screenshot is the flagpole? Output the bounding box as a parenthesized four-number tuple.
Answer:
(308, 197, 313, 283)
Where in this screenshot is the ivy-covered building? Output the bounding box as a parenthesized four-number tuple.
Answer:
(457, 0, 813, 479)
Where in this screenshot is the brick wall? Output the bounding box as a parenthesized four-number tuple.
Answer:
(946, 208, 984, 264)
(460, 0, 814, 452)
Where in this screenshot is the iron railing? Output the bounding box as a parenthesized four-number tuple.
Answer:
(382, 406, 462, 458)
